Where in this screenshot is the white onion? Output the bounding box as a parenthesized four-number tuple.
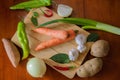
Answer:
(57, 4, 73, 17)
(26, 58, 46, 78)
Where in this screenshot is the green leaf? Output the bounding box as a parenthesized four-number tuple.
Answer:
(33, 12, 39, 17)
(31, 16, 38, 26)
(50, 53, 70, 64)
(87, 33, 99, 42)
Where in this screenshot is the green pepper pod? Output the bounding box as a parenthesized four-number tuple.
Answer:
(39, 18, 120, 35)
(10, 0, 52, 10)
(17, 21, 30, 60)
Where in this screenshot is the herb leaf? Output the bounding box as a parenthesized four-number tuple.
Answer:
(33, 12, 39, 17)
(50, 53, 70, 64)
(31, 16, 38, 26)
(87, 33, 99, 42)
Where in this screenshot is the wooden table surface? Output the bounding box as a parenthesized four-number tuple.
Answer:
(0, 0, 120, 80)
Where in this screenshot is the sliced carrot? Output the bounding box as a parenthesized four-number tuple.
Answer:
(33, 27, 68, 40)
(35, 29, 75, 51)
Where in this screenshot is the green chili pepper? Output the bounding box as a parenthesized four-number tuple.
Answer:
(17, 21, 30, 60)
(39, 18, 120, 35)
(10, 0, 52, 10)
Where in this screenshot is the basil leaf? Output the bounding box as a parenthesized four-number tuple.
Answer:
(87, 33, 99, 42)
(50, 53, 70, 64)
(31, 16, 38, 26)
(33, 12, 39, 17)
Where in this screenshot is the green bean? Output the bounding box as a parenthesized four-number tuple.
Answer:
(17, 21, 30, 60)
(10, 0, 52, 10)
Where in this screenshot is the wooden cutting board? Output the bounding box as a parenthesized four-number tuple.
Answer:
(11, 7, 93, 79)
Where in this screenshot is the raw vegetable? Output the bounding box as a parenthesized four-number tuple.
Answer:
(77, 58, 103, 77)
(75, 34, 87, 45)
(35, 29, 75, 51)
(57, 4, 73, 17)
(31, 16, 38, 26)
(40, 9, 53, 17)
(91, 40, 109, 57)
(87, 33, 99, 42)
(2, 38, 20, 68)
(10, 0, 52, 10)
(26, 58, 46, 78)
(33, 27, 68, 40)
(17, 21, 30, 60)
(39, 18, 120, 35)
(53, 65, 75, 71)
(68, 48, 79, 61)
(77, 45, 86, 53)
(50, 53, 70, 63)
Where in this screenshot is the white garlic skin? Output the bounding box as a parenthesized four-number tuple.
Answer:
(68, 48, 79, 61)
(77, 45, 86, 53)
(75, 34, 87, 45)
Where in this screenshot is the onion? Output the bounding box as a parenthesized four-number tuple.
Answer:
(26, 58, 46, 78)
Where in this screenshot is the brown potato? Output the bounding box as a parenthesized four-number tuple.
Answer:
(77, 58, 103, 77)
(91, 40, 109, 57)
(2, 38, 20, 68)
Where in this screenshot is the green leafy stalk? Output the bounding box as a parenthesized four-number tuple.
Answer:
(39, 18, 120, 35)
(82, 23, 120, 35)
(39, 18, 97, 27)
(10, 0, 52, 10)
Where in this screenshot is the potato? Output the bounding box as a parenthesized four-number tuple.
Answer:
(77, 58, 103, 77)
(91, 40, 109, 57)
(2, 38, 20, 68)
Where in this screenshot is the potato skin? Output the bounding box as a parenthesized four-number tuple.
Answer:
(77, 58, 103, 77)
(91, 40, 109, 57)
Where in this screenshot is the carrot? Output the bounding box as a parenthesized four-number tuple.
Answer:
(33, 27, 68, 40)
(35, 29, 75, 51)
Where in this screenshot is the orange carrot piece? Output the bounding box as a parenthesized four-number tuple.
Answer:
(33, 27, 68, 40)
(35, 29, 75, 51)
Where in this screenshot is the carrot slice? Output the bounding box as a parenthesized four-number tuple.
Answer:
(33, 27, 68, 40)
(35, 29, 75, 51)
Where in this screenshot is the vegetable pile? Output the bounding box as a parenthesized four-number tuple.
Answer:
(1, 0, 119, 79)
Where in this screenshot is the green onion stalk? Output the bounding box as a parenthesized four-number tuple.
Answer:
(38, 18, 120, 35)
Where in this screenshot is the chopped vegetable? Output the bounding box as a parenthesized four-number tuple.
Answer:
(53, 65, 75, 71)
(2, 38, 20, 68)
(40, 9, 53, 17)
(68, 48, 79, 61)
(27, 58, 46, 78)
(39, 18, 120, 35)
(10, 0, 52, 10)
(31, 16, 38, 26)
(33, 27, 68, 40)
(57, 4, 73, 17)
(35, 29, 75, 51)
(87, 33, 99, 42)
(50, 53, 70, 63)
(17, 21, 30, 60)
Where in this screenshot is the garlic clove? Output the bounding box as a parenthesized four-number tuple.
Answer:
(77, 45, 86, 53)
(75, 34, 87, 45)
(68, 48, 79, 61)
